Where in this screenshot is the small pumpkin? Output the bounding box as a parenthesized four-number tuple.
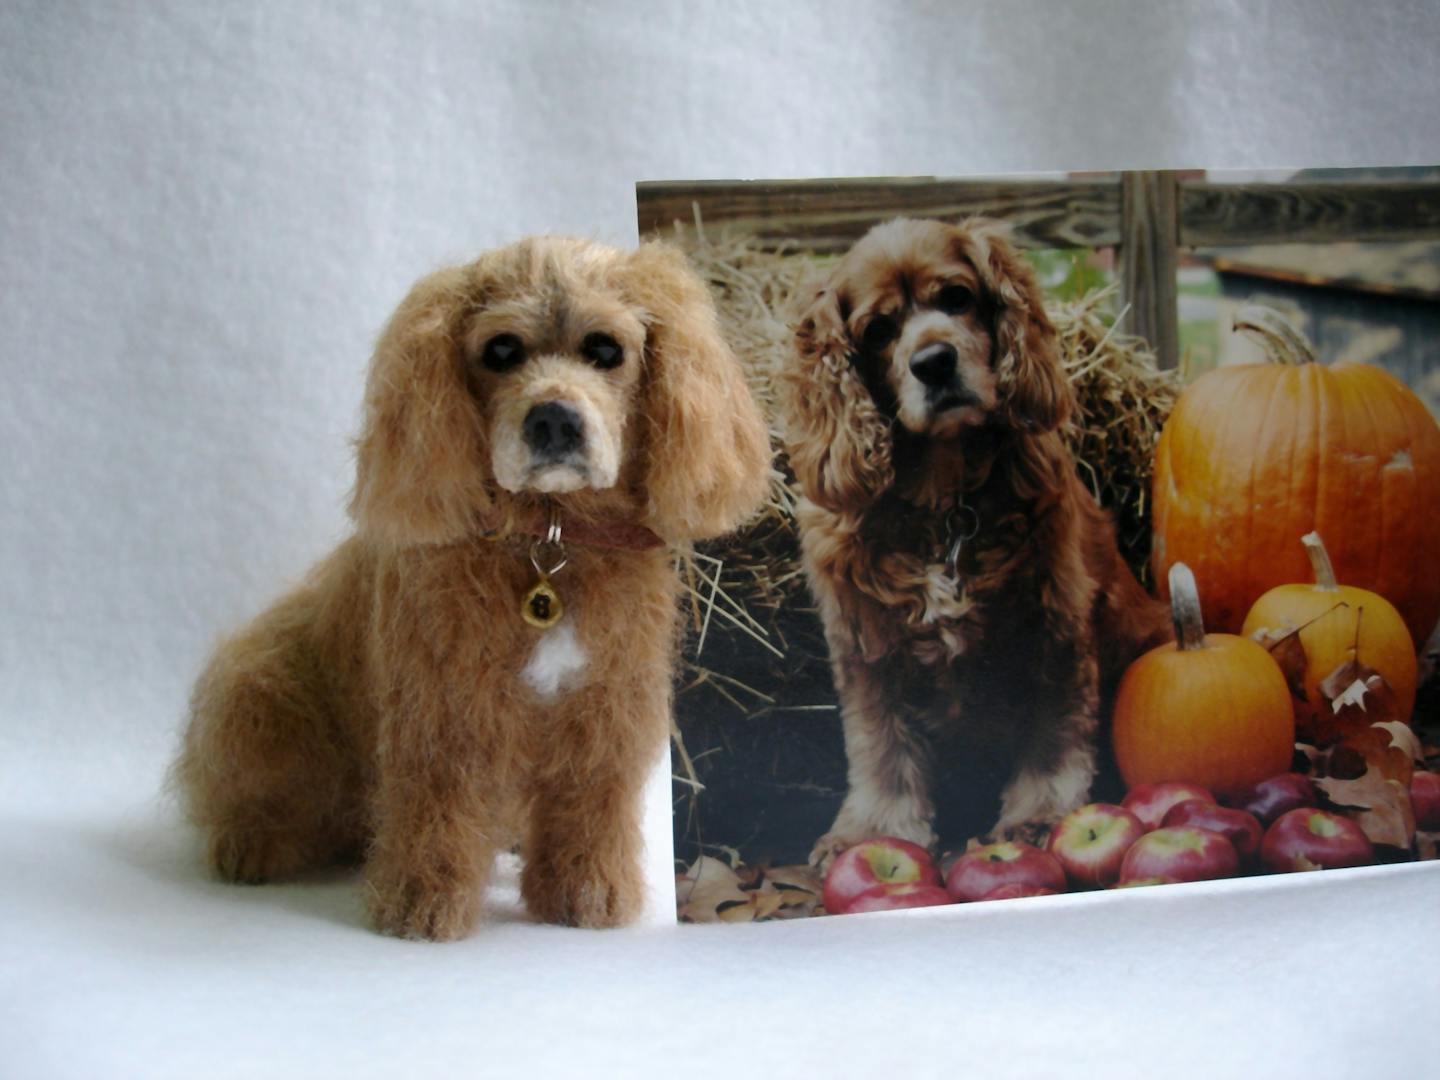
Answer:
(1151, 306, 1440, 646)
(1113, 562, 1295, 800)
(1242, 532, 1417, 736)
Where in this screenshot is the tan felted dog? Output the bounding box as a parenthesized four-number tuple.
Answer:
(175, 237, 771, 940)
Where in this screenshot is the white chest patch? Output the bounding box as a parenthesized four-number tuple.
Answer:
(521, 621, 589, 699)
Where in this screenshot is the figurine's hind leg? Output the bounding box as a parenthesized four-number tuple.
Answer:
(174, 598, 365, 883)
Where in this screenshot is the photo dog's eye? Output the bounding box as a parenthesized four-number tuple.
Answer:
(861, 315, 898, 352)
(935, 285, 975, 314)
(482, 333, 525, 371)
(581, 332, 624, 369)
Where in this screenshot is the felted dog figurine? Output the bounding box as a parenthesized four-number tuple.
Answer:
(175, 237, 771, 940)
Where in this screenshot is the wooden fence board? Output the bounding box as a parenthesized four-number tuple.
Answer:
(1119, 172, 1181, 370)
(637, 177, 1122, 251)
(1180, 182, 1440, 246)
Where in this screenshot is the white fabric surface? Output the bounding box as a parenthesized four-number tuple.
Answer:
(3, 1, 1438, 1076)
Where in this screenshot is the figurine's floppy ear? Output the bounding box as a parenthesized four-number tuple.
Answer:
(623, 243, 772, 543)
(348, 264, 493, 547)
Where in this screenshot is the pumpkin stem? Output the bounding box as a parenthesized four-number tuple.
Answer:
(1302, 531, 1339, 590)
(1168, 562, 1207, 651)
(1233, 305, 1318, 366)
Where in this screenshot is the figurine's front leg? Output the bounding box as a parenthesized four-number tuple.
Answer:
(521, 681, 664, 928)
(365, 705, 502, 942)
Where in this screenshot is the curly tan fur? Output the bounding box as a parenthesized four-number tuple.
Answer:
(174, 237, 771, 939)
(782, 219, 1170, 862)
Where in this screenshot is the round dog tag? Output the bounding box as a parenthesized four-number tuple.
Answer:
(522, 576, 564, 629)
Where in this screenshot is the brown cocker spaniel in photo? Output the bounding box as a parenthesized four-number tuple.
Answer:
(782, 218, 1169, 864)
(175, 237, 771, 939)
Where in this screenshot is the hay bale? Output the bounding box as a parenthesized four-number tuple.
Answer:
(1052, 286, 1181, 585)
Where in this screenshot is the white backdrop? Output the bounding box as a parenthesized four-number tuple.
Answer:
(3, 2, 1438, 1077)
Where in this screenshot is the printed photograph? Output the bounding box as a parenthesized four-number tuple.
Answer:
(638, 168, 1440, 922)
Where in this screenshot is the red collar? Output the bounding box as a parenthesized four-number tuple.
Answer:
(480, 509, 666, 553)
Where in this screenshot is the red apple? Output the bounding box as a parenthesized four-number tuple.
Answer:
(1261, 809, 1374, 873)
(822, 837, 941, 915)
(979, 883, 1060, 901)
(1122, 782, 1216, 831)
(1162, 800, 1264, 861)
(1118, 826, 1239, 885)
(846, 883, 953, 913)
(1411, 771, 1440, 831)
(1114, 876, 1178, 888)
(1232, 772, 1318, 824)
(944, 841, 1066, 902)
(1047, 803, 1146, 888)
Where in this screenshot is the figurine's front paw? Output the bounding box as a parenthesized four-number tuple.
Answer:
(207, 826, 307, 885)
(522, 857, 642, 928)
(366, 870, 480, 942)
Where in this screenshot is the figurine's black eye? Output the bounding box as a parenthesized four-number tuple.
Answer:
(935, 285, 975, 315)
(581, 332, 623, 370)
(482, 333, 525, 371)
(861, 315, 898, 353)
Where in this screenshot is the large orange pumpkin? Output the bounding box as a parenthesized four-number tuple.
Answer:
(1242, 532, 1417, 736)
(1151, 306, 1440, 646)
(1114, 563, 1295, 801)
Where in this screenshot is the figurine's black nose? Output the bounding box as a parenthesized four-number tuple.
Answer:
(909, 341, 958, 388)
(524, 401, 584, 457)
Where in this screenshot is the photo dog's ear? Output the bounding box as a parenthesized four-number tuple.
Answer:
(962, 220, 1073, 433)
(624, 242, 772, 543)
(349, 264, 493, 547)
(783, 283, 894, 513)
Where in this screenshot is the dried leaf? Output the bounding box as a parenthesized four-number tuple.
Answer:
(676, 856, 747, 923)
(1310, 670, 1401, 748)
(763, 864, 824, 919)
(676, 857, 823, 923)
(1318, 658, 1381, 707)
(1330, 678, 1370, 712)
(1375, 721, 1425, 764)
(716, 891, 784, 923)
(1325, 744, 1368, 780)
(1315, 766, 1415, 850)
(1252, 625, 1310, 701)
(1294, 743, 1326, 774)
(1341, 727, 1414, 785)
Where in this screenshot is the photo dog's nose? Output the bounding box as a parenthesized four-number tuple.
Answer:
(909, 341, 958, 388)
(524, 401, 584, 457)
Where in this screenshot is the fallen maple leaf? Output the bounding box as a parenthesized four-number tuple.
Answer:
(676, 857, 824, 923)
(1315, 765, 1416, 851)
(1252, 624, 1310, 702)
(763, 865, 824, 919)
(1375, 720, 1425, 764)
(716, 891, 784, 923)
(1310, 670, 1402, 749)
(1330, 678, 1370, 712)
(676, 856, 748, 923)
(1319, 658, 1384, 708)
